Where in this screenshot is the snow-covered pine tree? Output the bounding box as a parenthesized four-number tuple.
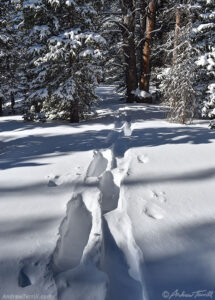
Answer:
(103, 0, 139, 103)
(192, 0, 215, 121)
(0, 0, 18, 115)
(160, 1, 197, 124)
(13, 0, 29, 111)
(101, 0, 124, 90)
(20, 0, 105, 122)
(101, 0, 159, 103)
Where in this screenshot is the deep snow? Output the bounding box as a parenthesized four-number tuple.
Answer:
(1, 85, 215, 300)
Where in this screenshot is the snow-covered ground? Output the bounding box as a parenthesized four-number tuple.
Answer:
(1, 85, 215, 300)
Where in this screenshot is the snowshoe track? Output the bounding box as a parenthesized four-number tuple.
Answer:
(52, 194, 92, 273)
(86, 151, 108, 177)
(51, 116, 148, 299)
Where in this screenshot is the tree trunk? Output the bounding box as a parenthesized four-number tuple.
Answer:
(140, 0, 156, 95)
(70, 102, 79, 123)
(11, 91, 15, 114)
(0, 97, 3, 116)
(173, 7, 181, 63)
(139, 0, 147, 82)
(120, 0, 138, 103)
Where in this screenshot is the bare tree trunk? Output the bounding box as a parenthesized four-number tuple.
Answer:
(70, 102, 79, 123)
(173, 7, 181, 63)
(0, 97, 3, 116)
(135, 0, 147, 85)
(140, 0, 156, 96)
(139, 0, 147, 82)
(11, 91, 15, 114)
(120, 0, 138, 103)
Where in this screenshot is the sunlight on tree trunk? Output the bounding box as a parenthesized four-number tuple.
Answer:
(140, 0, 156, 96)
(173, 7, 181, 63)
(139, 0, 147, 83)
(121, 0, 138, 103)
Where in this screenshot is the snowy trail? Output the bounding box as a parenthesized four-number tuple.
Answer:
(50, 95, 148, 299)
(1, 85, 215, 300)
(51, 154, 108, 300)
(102, 126, 148, 300)
(53, 86, 215, 300)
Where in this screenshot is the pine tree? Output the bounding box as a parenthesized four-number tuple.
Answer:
(192, 0, 215, 121)
(120, 0, 138, 103)
(101, 1, 124, 90)
(160, 2, 197, 124)
(0, 0, 18, 115)
(101, 0, 158, 103)
(20, 0, 105, 122)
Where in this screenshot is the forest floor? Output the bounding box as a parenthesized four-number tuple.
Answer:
(1, 85, 215, 300)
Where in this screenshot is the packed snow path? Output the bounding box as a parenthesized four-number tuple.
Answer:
(1, 85, 215, 299)
(51, 124, 147, 300)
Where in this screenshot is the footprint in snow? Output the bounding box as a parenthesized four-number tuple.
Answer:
(86, 151, 108, 177)
(18, 261, 42, 288)
(151, 190, 167, 203)
(123, 121, 132, 137)
(47, 175, 60, 187)
(76, 166, 81, 176)
(144, 203, 164, 220)
(137, 154, 149, 164)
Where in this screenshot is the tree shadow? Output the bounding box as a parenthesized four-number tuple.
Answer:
(1, 86, 214, 170)
(122, 166, 215, 186)
(0, 214, 59, 298)
(1, 122, 215, 170)
(102, 219, 143, 300)
(141, 221, 215, 300)
(0, 117, 87, 133)
(1, 161, 215, 197)
(0, 215, 60, 239)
